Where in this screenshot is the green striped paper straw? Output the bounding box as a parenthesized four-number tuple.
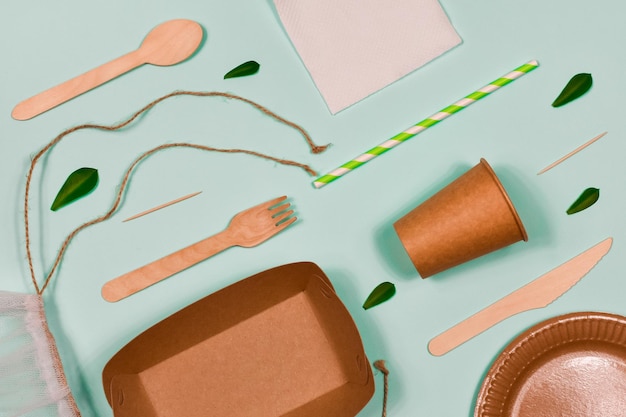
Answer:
(313, 60, 539, 189)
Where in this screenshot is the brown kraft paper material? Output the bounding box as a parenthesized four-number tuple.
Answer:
(393, 158, 528, 278)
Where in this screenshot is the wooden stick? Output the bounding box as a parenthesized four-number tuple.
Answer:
(123, 191, 202, 222)
(537, 131, 607, 175)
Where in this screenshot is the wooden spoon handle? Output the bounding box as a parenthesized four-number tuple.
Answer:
(101, 229, 233, 302)
(12, 50, 143, 120)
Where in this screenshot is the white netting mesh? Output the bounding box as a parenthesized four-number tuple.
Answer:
(0, 291, 80, 417)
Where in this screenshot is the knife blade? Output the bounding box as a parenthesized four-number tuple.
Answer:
(428, 237, 613, 356)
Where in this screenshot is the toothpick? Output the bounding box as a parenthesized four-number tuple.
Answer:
(123, 191, 202, 222)
(537, 131, 608, 175)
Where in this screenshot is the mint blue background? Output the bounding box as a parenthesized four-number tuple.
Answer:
(1, 1, 624, 416)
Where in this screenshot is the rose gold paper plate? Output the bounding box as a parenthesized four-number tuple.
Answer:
(475, 312, 626, 417)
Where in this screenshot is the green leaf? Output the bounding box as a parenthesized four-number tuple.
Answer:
(224, 60, 260, 79)
(51, 167, 99, 211)
(552, 73, 593, 107)
(566, 187, 599, 215)
(363, 282, 396, 310)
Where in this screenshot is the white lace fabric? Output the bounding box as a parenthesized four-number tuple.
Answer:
(0, 291, 81, 417)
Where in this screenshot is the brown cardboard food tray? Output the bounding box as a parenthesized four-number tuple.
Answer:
(102, 262, 374, 417)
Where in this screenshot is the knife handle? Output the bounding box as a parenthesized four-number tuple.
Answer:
(428, 296, 520, 356)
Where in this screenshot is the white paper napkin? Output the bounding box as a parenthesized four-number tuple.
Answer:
(274, 0, 462, 114)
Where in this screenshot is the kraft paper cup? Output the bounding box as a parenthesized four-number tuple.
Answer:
(393, 158, 528, 278)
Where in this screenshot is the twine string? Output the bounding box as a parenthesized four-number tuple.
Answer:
(24, 90, 328, 295)
(374, 360, 390, 417)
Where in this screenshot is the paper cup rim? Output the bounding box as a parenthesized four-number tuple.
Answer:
(479, 158, 528, 242)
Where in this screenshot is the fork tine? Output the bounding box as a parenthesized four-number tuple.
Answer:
(271, 203, 291, 215)
(276, 215, 297, 230)
(261, 195, 288, 210)
(273, 209, 295, 224)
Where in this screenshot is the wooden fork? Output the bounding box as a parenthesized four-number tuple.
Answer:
(101, 196, 296, 302)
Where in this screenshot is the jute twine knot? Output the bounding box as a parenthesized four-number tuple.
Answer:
(311, 144, 330, 154)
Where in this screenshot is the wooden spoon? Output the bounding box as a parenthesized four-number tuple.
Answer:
(12, 19, 204, 120)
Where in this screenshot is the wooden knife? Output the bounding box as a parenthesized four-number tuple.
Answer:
(428, 237, 613, 356)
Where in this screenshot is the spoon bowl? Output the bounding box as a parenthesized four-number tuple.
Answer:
(139, 19, 204, 66)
